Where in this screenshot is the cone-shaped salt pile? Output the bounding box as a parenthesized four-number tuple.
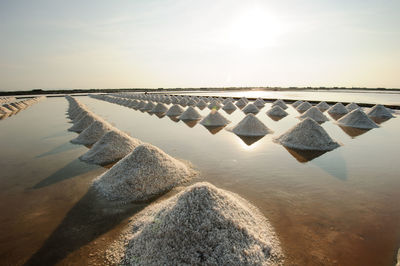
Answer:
(233, 114, 272, 136)
(0, 106, 11, 115)
(222, 101, 237, 111)
(196, 99, 207, 109)
(346, 102, 360, 112)
(3, 104, 18, 112)
(272, 99, 288, 109)
(80, 129, 142, 166)
(166, 104, 184, 117)
(135, 101, 147, 110)
(242, 103, 260, 114)
(108, 182, 284, 265)
(276, 118, 339, 151)
(200, 110, 230, 127)
(149, 103, 168, 114)
(179, 98, 188, 107)
(292, 100, 303, 108)
(299, 106, 329, 123)
(316, 101, 330, 111)
(327, 102, 348, 115)
(187, 99, 197, 106)
(266, 105, 288, 117)
(254, 98, 265, 108)
(208, 100, 222, 110)
(71, 120, 114, 146)
(141, 101, 155, 111)
(68, 112, 99, 133)
(93, 143, 196, 202)
(296, 101, 312, 113)
(235, 98, 247, 108)
(179, 106, 201, 121)
(337, 109, 379, 129)
(367, 104, 394, 119)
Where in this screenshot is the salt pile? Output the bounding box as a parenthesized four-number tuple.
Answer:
(80, 129, 142, 166)
(208, 100, 222, 110)
(0, 106, 11, 115)
(68, 112, 99, 133)
(327, 102, 348, 115)
(200, 110, 230, 127)
(141, 101, 155, 111)
(179, 98, 188, 107)
(166, 104, 184, 117)
(276, 118, 340, 151)
(242, 103, 260, 114)
(367, 104, 394, 119)
(179, 106, 201, 121)
(292, 100, 303, 108)
(149, 103, 168, 114)
(187, 99, 197, 106)
(3, 104, 18, 112)
(71, 119, 114, 146)
(94, 143, 196, 202)
(316, 101, 330, 111)
(299, 106, 329, 123)
(296, 101, 312, 113)
(272, 99, 288, 109)
(266, 106, 288, 118)
(233, 114, 272, 137)
(222, 101, 237, 112)
(106, 182, 284, 265)
(135, 101, 147, 110)
(196, 99, 207, 109)
(346, 102, 360, 112)
(337, 109, 379, 129)
(254, 98, 265, 108)
(235, 98, 247, 108)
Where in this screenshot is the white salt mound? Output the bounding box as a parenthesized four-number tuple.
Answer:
(276, 118, 340, 151)
(272, 99, 288, 109)
(292, 100, 303, 108)
(0, 106, 11, 115)
(71, 120, 114, 145)
(235, 98, 247, 108)
(296, 102, 312, 112)
(242, 103, 260, 114)
(179, 106, 201, 121)
(200, 110, 230, 126)
(141, 101, 155, 111)
(166, 104, 184, 117)
(222, 101, 237, 111)
(233, 114, 272, 137)
(93, 143, 196, 202)
(316, 101, 330, 111)
(80, 129, 142, 165)
(266, 106, 288, 117)
(254, 98, 265, 108)
(68, 112, 99, 133)
(196, 99, 207, 109)
(208, 100, 222, 110)
(149, 103, 168, 114)
(107, 182, 284, 265)
(367, 104, 394, 119)
(346, 102, 360, 112)
(337, 109, 379, 129)
(327, 102, 348, 115)
(299, 106, 329, 123)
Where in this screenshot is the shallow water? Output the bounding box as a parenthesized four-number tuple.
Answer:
(0, 94, 400, 265)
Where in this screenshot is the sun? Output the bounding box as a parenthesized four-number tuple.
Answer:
(228, 7, 283, 50)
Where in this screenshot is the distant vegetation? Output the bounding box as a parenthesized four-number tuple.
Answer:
(0, 86, 399, 97)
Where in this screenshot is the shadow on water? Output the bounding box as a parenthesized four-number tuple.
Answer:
(36, 142, 81, 158)
(371, 117, 391, 125)
(32, 159, 99, 189)
(24, 187, 147, 266)
(284, 147, 328, 163)
(168, 116, 180, 122)
(202, 125, 226, 135)
(182, 120, 199, 128)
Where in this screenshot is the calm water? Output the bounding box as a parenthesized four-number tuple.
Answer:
(0, 93, 399, 265)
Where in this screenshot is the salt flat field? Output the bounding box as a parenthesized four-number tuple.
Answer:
(0, 91, 400, 265)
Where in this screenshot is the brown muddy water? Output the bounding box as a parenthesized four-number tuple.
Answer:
(0, 95, 400, 265)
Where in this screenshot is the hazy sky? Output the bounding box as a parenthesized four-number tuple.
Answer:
(0, 0, 399, 91)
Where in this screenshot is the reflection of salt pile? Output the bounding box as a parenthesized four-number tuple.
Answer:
(80, 129, 142, 165)
(299, 106, 329, 123)
(68, 112, 100, 133)
(346, 102, 360, 112)
(367, 104, 394, 119)
(222, 100, 237, 110)
(292, 100, 303, 108)
(200, 110, 230, 126)
(272, 99, 288, 109)
(327, 102, 348, 115)
(93, 143, 196, 202)
(266, 106, 288, 117)
(166, 104, 184, 117)
(233, 114, 272, 136)
(149, 103, 168, 114)
(242, 103, 260, 114)
(71, 119, 114, 145)
(276, 118, 340, 151)
(296, 101, 312, 113)
(108, 182, 284, 265)
(337, 109, 378, 129)
(179, 106, 201, 121)
(316, 101, 330, 111)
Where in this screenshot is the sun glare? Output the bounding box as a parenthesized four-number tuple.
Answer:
(228, 7, 283, 49)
